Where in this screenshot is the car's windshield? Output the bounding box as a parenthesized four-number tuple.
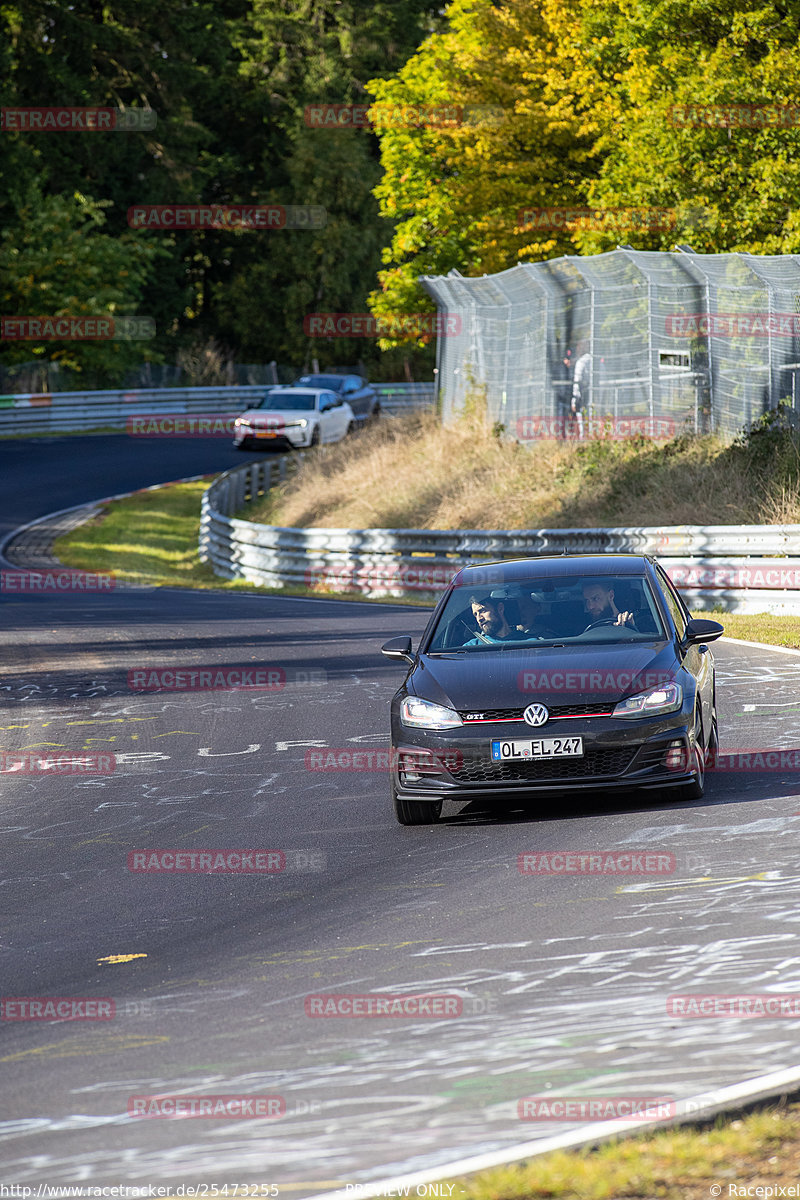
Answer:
(255, 391, 317, 411)
(426, 573, 666, 652)
(296, 375, 344, 391)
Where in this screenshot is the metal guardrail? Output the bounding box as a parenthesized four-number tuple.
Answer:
(198, 460, 800, 614)
(0, 382, 435, 436)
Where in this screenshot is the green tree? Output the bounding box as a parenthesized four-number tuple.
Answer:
(575, 0, 800, 254)
(0, 187, 165, 384)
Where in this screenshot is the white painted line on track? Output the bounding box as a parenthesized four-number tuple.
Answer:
(721, 635, 800, 657)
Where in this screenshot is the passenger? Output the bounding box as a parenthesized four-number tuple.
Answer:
(514, 589, 554, 639)
(464, 594, 516, 645)
(581, 580, 637, 631)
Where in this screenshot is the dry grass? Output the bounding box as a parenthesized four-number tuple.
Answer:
(245, 409, 797, 531)
(454, 1101, 800, 1200)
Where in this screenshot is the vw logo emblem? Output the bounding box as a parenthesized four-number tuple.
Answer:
(523, 703, 549, 727)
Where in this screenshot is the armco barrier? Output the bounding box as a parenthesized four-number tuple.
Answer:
(0, 382, 435, 436)
(198, 460, 800, 613)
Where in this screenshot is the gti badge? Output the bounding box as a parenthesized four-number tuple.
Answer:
(523, 703, 549, 727)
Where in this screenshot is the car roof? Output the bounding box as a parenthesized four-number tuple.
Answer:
(455, 554, 654, 583)
(264, 388, 329, 398)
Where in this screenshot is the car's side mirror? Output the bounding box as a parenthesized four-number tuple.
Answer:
(381, 636, 414, 665)
(683, 617, 724, 646)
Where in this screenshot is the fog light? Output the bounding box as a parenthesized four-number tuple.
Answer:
(665, 741, 688, 771)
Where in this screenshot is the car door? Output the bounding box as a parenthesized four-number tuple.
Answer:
(341, 375, 366, 418)
(317, 392, 347, 441)
(655, 564, 714, 738)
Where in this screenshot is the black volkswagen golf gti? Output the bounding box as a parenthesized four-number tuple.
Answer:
(381, 554, 723, 825)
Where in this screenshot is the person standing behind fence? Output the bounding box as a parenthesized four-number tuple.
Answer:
(571, 340, 591, 438)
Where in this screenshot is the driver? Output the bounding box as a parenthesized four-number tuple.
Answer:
(581, 580, 637, 632)
(464, 594, 517, 645)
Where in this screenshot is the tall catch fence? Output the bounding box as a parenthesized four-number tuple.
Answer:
(422, 250, 800, 440)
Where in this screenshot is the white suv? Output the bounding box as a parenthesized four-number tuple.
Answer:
(233, 388, 355, 451)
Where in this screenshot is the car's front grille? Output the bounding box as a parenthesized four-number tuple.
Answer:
(448, 747, 637, 784)
(458, 704, 614, 723)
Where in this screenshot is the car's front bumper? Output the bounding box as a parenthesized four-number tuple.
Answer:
(389, 711, 699, 803)
(233, 427, 307, 451)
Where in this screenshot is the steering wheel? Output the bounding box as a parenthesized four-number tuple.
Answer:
(582, 618, 618, 631)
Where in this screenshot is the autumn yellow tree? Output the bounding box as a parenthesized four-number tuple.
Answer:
(366, 0, 609, 341)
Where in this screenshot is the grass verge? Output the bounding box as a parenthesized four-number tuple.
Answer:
(50, 478, 429, 603)
(449, 1098, 800, 1199)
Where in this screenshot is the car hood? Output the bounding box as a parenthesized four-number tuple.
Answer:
(410, 641, 680, 709)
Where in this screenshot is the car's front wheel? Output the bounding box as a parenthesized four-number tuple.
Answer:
(392, 784, 442, 826)
(675, 714, 705, 801)
(309, 426, 321, 447)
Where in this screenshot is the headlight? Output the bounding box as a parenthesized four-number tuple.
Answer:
(613, 682, 683, 718)
(400, 697, 462, 730)
(295, 419, 308, 429)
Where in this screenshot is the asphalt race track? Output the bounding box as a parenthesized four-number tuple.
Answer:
(2, 436, 800, 1191)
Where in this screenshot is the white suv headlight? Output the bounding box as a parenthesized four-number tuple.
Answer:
(401, 697, 462, 730)
(613, 682, 683, 718)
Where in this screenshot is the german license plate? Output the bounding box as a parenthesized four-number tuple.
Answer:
(255, 429, 278, 438)
(491, 736, 584, 761)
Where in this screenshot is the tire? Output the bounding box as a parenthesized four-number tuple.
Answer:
(371, 403, 381, 420)
(392, 784, 442, 826)
(346, 421, 356, 436)
(309, 426, 321, 448)
(706, 711, 719, 763)
(675, 713, 705, 801)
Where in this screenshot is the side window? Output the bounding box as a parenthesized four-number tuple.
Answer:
(656, 566, 688, 637)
